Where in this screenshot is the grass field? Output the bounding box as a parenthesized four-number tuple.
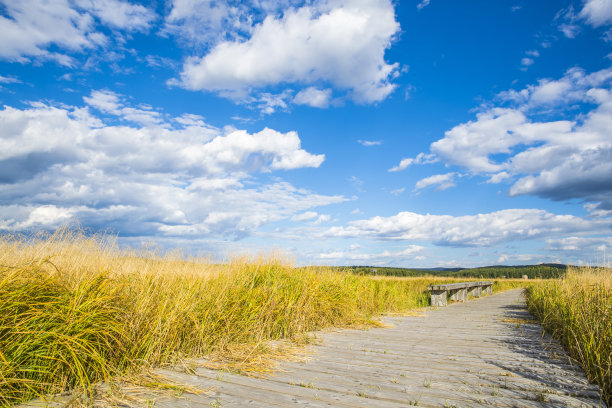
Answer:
(0, 229, 527, 406)
(525, 266, 611, 406)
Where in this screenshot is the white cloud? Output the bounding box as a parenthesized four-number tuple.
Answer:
(496, 253, 539, 264)
(0, 75, 21, 84)
(559, 22, 580, 38)
(164, 0, 248, 46)
(389, 158, 414, 172)
(584, 202, 612, 217)
(325, 209, 607, 247)
(555, 6, 580, 38)
(255, 90, 293, 114)
(0, 0, 97, 61)
(173, 0, 400, 105)
(84, 89, 122, 112)
(313, 214, 331, 224)
(486, 171, 510, 184)
(414, 172, 457, 191)
(416, 0, 430, 11)
(294, 87, 332, 108)
(580, 0, 612, 27)
(545, 236, 612, 260)
(519, 52, 539, 71)
(426, 67, 612, 209)
(358, 139, 382, 146)
(498, 68, 604, 107)
(508, 145, 612, 204)
(23, 205, 80, 228)
(319, 245, 424, 262)
(75, 0, 156, 31)
(431, 108, 574, 173)
(529, 79, 573, 105)
(145, 55, 178, 69)
(0, 0, 157, 63)
(291, 211, 319, 222)
(84, 89, 164, 126)
(0, 100, 340, 240)
(388, 152, 436, 172)
(348, 175, 364, 191)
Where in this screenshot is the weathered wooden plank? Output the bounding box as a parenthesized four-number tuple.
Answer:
(278, 352, 601, 398)
(156, 366, 413, 407)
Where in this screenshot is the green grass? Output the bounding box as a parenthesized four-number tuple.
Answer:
(0, 229, 521, 406)
(525, 266, 611, 406)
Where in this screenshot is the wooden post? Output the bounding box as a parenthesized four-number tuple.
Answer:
(430, 289, 447, 306)
(449, 288, 467, 302)
(468, 286, 482, 297)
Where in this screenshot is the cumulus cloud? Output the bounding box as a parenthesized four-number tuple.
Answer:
(0, 0, 97, 61)
(408, 67, 612, 210)
(484, 172, 508, 184)
(294, 87, 332, 108)
(0, 0, 156, 63)
(580, 0, 612, 27)
(84, 89, 166, 126)
(388, 152, 436, 172)
(312, 214, 331, 224)
(546, 236, 612, 252)
(173, 0, 400, 105)
(545, 236, 612, 264)
(74, 0, 156, 31)
(164, 0, 250, 46)
(0, 99, 342, 240)
(291, 211, 319, 222)
(584, 202, 612, 218)
(319, 245, 424, 263)
(255, 90, 294, 114)
(414, 172, 457, 191)
(509, 146, 612, 206)
(325, 209, 606, 247)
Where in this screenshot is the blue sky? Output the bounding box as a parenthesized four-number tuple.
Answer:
(1, 0, 611, 267)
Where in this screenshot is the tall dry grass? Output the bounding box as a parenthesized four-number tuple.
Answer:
(525, 265, 611, 405)
(0, 228, 476, 406)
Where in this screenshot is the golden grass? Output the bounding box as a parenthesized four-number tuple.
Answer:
(525, 265, 611, 405)
(0, 228, 526, 406)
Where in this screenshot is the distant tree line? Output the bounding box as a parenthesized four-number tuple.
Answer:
(337, 264, 567, 279)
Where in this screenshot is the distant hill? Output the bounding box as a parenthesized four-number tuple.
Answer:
(338, 264, 567, 279)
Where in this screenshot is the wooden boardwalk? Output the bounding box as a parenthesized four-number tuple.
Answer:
(146, 289, 605, 407)
(21, 289, 605, 407)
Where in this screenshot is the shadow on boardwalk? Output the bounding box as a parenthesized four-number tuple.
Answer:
(481, 301, 605, 406)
